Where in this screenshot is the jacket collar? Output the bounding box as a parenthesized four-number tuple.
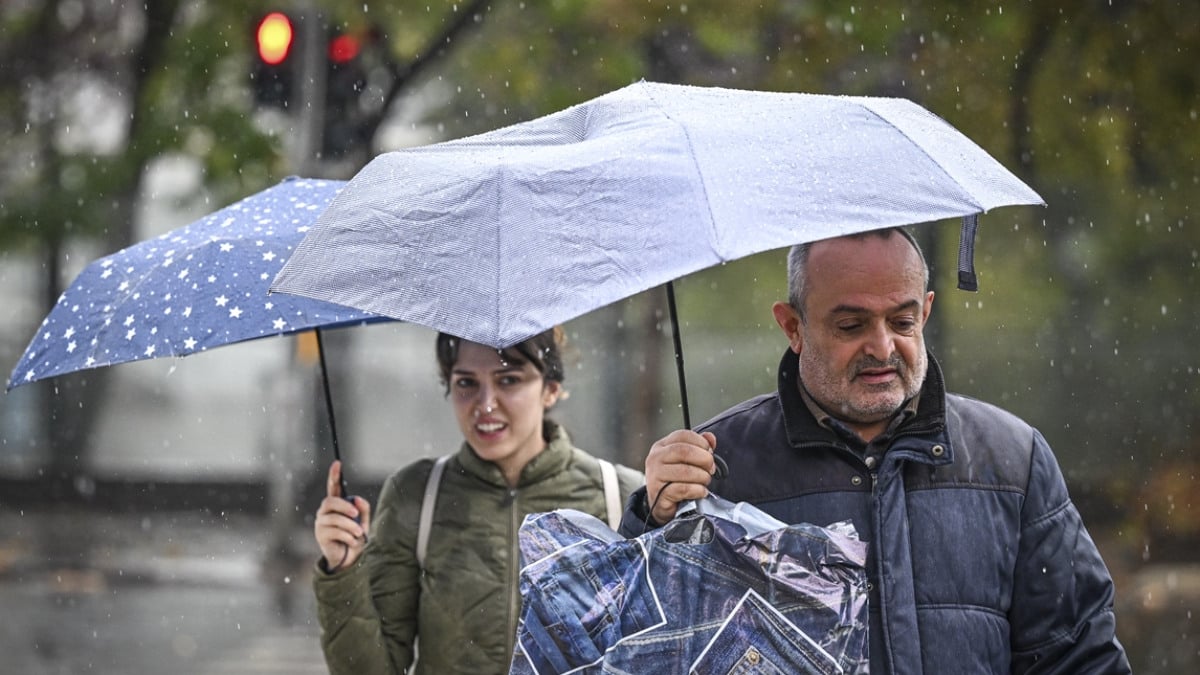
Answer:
(778, 348, 947, 448)
(455, 420, 574, 488)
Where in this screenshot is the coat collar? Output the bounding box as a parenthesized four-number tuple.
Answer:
(455, 420, 574, 488)
(778, 348, 947, 449)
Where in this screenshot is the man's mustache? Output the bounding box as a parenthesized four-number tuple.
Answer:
(852, 355, 906, 377)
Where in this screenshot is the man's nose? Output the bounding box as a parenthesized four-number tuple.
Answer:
(862, 321, 895, 360)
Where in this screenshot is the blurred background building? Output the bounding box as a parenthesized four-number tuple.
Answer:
(1, 1, 1197, 672)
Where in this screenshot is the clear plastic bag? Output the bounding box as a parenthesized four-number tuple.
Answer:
(511, 494, 869, 674)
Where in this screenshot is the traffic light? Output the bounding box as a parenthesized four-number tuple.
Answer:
(322, 28, 370, 158)
(248, 12, 380, 158)
(251, 12, 295, 108)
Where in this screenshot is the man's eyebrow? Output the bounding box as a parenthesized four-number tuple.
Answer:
(828, 299, 921, 315)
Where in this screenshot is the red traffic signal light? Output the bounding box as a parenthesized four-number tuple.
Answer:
(323, 30, 368, 158)
(328, 33, 361, 64)
(256, 12, 294, 65)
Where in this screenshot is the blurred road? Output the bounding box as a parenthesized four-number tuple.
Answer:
(4, 498, 1197, 673)
(0, 506, 329, 674)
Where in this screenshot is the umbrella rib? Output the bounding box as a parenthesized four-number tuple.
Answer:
(854, 102, 987, 214)
(640, 85, 723, 258)
(492, 164, 505, 345)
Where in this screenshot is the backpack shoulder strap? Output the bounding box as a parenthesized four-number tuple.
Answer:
(597, 457, 621, 530)
(417, 455, 451, 570)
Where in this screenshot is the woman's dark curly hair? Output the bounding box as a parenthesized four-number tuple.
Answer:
(435, 327, 566, 396)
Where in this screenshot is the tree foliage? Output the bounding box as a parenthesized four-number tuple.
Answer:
(2, 0, 1196, 491)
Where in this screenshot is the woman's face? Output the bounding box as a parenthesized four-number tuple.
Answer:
(449, 340, 561, 484)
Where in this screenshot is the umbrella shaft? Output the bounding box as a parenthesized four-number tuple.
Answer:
(315, 329, 348, 496)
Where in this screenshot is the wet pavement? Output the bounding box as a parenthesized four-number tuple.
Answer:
(4, 504, 1197, 673)
(0, 505, 329, 674)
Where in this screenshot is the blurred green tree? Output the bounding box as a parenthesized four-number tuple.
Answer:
(3, 0, 1197, 510)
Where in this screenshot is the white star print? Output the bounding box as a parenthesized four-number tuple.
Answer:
(5, 183, 356, 390)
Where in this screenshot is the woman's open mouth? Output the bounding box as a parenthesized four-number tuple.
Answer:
(476, 421, 507, 434)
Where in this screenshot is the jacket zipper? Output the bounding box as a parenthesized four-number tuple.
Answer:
(506, 487, 521, 661)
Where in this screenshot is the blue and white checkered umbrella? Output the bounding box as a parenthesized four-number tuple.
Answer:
(9, 176, 384, 389)
(272, 81, 1043, 350)
(271, 81, 1043, 431)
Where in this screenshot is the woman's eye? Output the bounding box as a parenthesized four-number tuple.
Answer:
(454, 377, 477, 389)
(499, 375, 521, 386)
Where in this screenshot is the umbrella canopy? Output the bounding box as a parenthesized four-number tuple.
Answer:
(271, 80, 1043, 350)
(9, 176, 384, 389)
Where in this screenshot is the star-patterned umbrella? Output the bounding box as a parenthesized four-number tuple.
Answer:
(7, 176, 388, 488)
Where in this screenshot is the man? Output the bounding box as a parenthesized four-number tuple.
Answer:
(620, 227, 1130, 673)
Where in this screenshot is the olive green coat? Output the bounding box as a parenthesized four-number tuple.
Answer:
(313, 423, 643, 675)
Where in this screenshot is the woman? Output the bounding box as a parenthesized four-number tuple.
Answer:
(312, 327, 643, 674)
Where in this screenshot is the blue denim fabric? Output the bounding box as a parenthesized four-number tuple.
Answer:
(510, 496, 869, 674)
(691, 590, 841, 675)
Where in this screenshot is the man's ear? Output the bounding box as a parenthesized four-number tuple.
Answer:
(772, 301, 804, 354)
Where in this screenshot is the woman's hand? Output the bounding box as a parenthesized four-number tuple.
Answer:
(314, 460, 371, 572)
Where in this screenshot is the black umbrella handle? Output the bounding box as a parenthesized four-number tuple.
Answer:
(665, 281, 692, 430)
(315, 329, 351, 500)
(665, 281, 728, 479)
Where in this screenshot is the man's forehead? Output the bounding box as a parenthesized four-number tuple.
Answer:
(825, 297, 922, 316)
(810, 235, 923, 280)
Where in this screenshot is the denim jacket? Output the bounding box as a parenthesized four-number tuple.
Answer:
(621, 349, 1131, 674)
